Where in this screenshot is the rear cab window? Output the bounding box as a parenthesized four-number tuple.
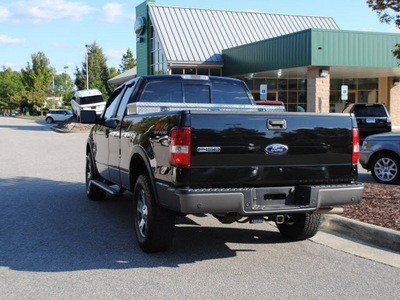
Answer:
(140, 80, 182, 103)
(212, 83, 252, 105)
(137, 76, 252, 105)
(80, 95, 105, 105)
(184, 85, 210, 103)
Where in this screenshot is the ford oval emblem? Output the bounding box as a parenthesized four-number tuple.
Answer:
(265, 144, 288, 155)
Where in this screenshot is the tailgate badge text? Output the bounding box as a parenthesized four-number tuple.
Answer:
(197, 147, 221, 153)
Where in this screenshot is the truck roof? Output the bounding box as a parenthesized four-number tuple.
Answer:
(123, 75, 244, 87)
(74, 89, 102, 98)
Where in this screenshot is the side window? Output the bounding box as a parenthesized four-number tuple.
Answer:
(184, 85, 210, 103)
(212, 83, 251, 104)
(139, 81, 182, 103)
(104, 90, 123, 120)
(116, 85, 134, 118)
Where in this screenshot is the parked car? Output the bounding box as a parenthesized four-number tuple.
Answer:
(359, 132, 400, 184)
(45, 109, 73, 124)
(343, 103, 391, 140)
(71, 89, 106, 121)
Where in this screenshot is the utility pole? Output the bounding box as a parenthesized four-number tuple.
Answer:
(85, 44, 90, 90)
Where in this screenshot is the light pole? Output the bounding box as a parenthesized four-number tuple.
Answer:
(64, 66, 68, 85)
(63, 66, 69, 105)
(85, 44, 90, 90)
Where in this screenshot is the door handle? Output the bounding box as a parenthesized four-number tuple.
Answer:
(267, 119, 287, 130)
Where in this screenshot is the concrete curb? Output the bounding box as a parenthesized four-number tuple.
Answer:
(320, 215, 400, 252)
(50, 126, 90, 134)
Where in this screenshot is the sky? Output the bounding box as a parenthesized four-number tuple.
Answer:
(1, 0, 399, 79)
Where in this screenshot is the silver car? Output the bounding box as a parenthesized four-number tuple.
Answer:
(45, 109, 73, 124)
(359, 132, 400, 184)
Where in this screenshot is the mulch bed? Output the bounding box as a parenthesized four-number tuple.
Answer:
(54, 117, 94, 132)
(343, 183, 400, 231)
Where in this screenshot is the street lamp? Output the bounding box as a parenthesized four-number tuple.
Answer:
(85, 44, 90, 90)
(64, 66, 68, 85)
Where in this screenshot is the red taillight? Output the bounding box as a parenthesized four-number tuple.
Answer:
(387, 117, 392, 125)
(169, 127, 191, 167)
(352, 128, 359, 164)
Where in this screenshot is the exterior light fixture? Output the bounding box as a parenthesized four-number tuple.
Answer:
(393, 79, 400, 86)
(319, 69, 329, 77)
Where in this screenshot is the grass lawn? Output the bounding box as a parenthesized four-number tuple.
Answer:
(17, 115, 45, 120)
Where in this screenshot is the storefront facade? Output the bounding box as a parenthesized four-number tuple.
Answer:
(135, 1, 400, 126)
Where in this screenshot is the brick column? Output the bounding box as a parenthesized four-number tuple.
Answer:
(306, 66, 330, 112)
(389, 77, 400, 127)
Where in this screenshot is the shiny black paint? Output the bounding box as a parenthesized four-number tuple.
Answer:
(181, 112, 355, 187)
(87, 75, 357, 193)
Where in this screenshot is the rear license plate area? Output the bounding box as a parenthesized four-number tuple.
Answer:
(251, 186, 314, 211)
(253, 187, 293, 210)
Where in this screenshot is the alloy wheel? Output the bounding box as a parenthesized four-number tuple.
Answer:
(136, 189, 148, 238)
(374, 157, 398, 182)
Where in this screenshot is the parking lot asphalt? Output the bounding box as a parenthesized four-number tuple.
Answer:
(51, 118, 400, 253)
(2, 116, 399, 299)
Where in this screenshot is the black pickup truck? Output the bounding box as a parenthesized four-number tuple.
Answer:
(82, 75, 364, 253)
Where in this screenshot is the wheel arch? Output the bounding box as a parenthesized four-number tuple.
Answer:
(368, 149, 400, 170)
(85, 138, 102, 178)
(129, 147, 159, 204)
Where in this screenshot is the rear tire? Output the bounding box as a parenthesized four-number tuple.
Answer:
(276, 213, 321, 240)
(371, 153, 400, 184)
(46, 117, 53, 124)
(133, 174, 175, 253)
(85, 154, 106, 201)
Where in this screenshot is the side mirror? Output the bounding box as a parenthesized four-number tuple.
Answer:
(104, 118, 119, 129)
(81, 110, 98, 124)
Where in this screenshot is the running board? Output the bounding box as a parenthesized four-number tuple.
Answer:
(91, 180, 123, 197)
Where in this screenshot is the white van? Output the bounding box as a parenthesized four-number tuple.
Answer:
(71, 89, 106, 121)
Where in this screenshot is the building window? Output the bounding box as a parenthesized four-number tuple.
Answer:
(330, 78, 379, 112)
(150, 23, 167, 75)
(248, 78, 307, 112)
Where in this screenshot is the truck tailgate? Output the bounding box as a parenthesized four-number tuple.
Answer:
(189, 112, 356, 187)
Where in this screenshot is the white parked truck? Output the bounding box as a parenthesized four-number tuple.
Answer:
(71, 89, 106, 121)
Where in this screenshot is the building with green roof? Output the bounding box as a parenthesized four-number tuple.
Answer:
(134, 0, 400, 126)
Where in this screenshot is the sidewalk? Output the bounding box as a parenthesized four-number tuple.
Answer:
(320, 167, 400, 253)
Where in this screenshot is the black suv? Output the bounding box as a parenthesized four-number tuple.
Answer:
(343, 103, 391, 140)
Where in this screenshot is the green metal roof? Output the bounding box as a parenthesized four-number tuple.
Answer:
(222, 29, 400, 76)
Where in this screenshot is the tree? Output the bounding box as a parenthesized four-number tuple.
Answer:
(12, 52, 56, 113)
(119, 48, 136, 72)
(74, 41, 112, 101)
(367, 0, 400, 59)
(0, 67, 24, 112)
(53, 73, 75, 106)
(109, 67, 120, 79)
